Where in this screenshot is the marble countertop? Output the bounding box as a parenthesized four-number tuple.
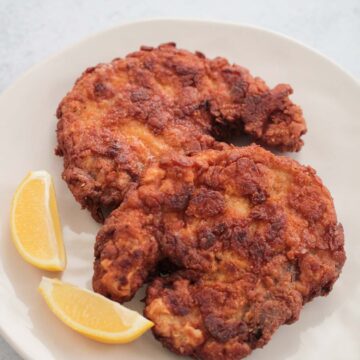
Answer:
(1, 0, 359, 358)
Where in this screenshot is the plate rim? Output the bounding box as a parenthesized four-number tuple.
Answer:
(0, 17, 358, 101)
(0, 18, 359, 359)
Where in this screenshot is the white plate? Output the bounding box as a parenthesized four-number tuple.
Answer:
(0, 19, 359, 360)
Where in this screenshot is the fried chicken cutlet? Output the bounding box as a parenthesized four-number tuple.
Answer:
(93, 145, 345, 360)
(56, 43, 306, 222)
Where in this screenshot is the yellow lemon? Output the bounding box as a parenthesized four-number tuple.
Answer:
(38, 277, 153, 343)
(10, 171, 66, 271)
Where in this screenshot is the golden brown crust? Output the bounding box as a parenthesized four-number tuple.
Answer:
(92, 145, 345, 359)
(56, 43, 306, 221)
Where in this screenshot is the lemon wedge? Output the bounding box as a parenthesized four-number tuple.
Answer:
(38, 277, 153, 343)
(10, 171, 66, 271)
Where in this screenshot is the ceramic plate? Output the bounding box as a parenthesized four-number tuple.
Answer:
(0, 19, 359, 360)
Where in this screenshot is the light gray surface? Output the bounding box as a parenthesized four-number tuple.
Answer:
(0, 0, 359, 359)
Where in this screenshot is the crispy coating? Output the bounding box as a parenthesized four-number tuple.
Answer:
(93, 145, 345, 359)
(56, 43, 306, 221)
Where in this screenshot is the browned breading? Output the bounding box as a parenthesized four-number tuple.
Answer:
(56, 43, 306, 221)
(92, 145, 345, 359)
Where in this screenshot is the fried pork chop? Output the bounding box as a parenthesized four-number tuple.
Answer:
(56, 43, 306, 222)
(93, 145, 345, 359)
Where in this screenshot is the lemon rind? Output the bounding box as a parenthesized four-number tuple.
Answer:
(39, 277, 153, 344)
(10, 171, 66, 271)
